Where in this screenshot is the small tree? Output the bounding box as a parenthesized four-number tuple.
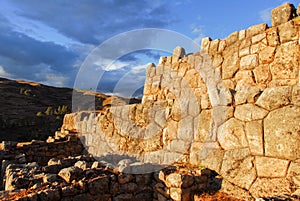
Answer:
(44, 106, 53, 115)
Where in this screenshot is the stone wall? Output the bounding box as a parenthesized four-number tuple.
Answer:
(0, 156, 219, 201)
(1, 133, 84, 166)
(61, 3, 300, 200)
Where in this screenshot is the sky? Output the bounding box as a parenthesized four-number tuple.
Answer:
(0, 0, 298, 97)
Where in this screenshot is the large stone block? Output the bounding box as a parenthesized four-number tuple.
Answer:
(234, 86, 261, 105)
(220, 148, 256, 190)
(246, 23, 267, 37)
(240, 54, 258, 70)
(287, 159, 300, 189)
(256, 86, 292, 110)
(271, 3, 296, 26)
(212, 106, 234, 127)
(222, 52, 239, 79)
(168, 139, 191, 154)
(226, 31, 238, 46)
(194, 109, 211, 142)
(189, 141, 203, 165)
(264, 106, 300, 160)
(250, 178, 291, 198)
(196, 142, 224, 173)
(177, 116, 194, 141)
(255, 156, 289, 177)
(292, 86, 300, 106)
(259, 46, 275, 64)
(245, 120, 264, 155)
(220, 179, 253, 201)
(253, 64, 271, 84)
(278, 21, 298, 43)
(251, 33, 266, 44)
(266, 27, 279, 46)
(218, 118, 248, 150)
(201, 37, 211, 52)
(234, 104, 268, 121)
(270, 41, 299, 80)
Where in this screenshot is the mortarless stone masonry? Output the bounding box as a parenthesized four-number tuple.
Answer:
(60, 3, 300, 200)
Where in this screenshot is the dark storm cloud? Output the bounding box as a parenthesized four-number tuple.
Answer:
(11, 0, 176, 45)
(0, 16, 78, 85)
(0, 1, 176, 90)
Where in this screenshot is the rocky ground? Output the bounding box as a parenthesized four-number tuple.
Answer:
(0, 139, 299, 201)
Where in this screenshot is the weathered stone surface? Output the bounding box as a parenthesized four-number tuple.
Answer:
(196, 143, 224, 173)
(220, 179, 254, 201)
(259, 46, 275, 64)
(222, 52, 239, 79)
(247, 23, 267, 37)
(252, 33, 266, 44)
(74, 161, 89, 170)
(287, 159, 300, 189)
(62, 186, 78, 197)
(119, 182, 138, 193)
(168, 139, 191, 154)
(177, 116, 194, 141)
(266, 27, 279, 46)
(58, 167, 83, 183)
(270, 42, 299, 80)
(170, 187, 182, 201)
(172, 46, 186, 62)
(255, 156, 289, 177)
(235, 86, 261, 105)
(250, 42, 267, 54)
(245, 120, 263, 155)
(212, 53, 223, 67)
(256, 86, 292, 110)
(272, 3, 296, 26)
(278, 21, 298, 43)
(253, 64, 271, 84)
(226, 31, 238, 46)
(212, 106, 234, 127)
(221, 148, 256, 190)
(118, 173, 134, 184)
(292, 86, 300, 106)
(38, 188, 60, 201)
(234, 104, 268, 121)
(189, 141, 203, 165)
(194, 110, 211, 142)
(209, 39, 220, 55)
(234, 70, 256, 90)
(240, 54, 258, 70)
(166, 173, 182, 188)
(264, 106, 300, 160)
(88, 176, 109, 194)
(62, 114, 77, 132)
(250, 178, 291, 198)
(218, 118, 248, 150)
(43, 164, 62, 174)
(201, 37, 211, 52)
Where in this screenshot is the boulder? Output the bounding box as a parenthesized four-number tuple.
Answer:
(272, 3, 296, 26)
(58, 166, 83, 183)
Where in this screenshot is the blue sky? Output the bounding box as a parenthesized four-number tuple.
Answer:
(0, 0, 298, 97)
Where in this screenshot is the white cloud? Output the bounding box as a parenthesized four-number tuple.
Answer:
(0, 65, 13, 78)
(191, 24, 205, 45)
(95, 58, 130, 71)
(131, 64, 147, 74)
(259, 8, 272, 24)
(43, 74, 68, 87)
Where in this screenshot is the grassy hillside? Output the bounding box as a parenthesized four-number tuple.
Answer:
(0, 77, 140, 141)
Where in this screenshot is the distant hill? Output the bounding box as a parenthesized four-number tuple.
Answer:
(0, 77, 140, 142)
